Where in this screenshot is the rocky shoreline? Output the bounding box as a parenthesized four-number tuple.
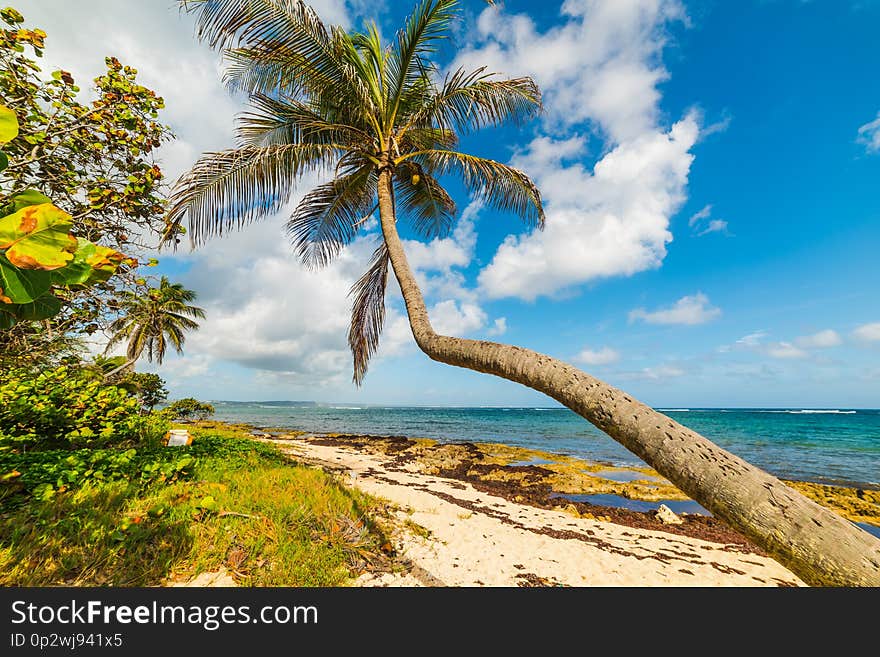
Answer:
(182, 421, 877, 586)
(231, 422, 880, 534)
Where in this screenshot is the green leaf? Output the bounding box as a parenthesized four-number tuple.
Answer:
(0, 150, 7, 172)
(0, 203, 76, 270)
(3, 189, 52, 214)
(0, 105, 18, 143)
(0, 307, 15, 329)
(53, 239, 123, 287)
(195, 495, 218, 512)
(5, 294, 63, 321)
(0, 8, 24, 25)
(0, 255, 52, 303)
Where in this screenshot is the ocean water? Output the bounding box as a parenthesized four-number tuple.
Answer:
(212, 403, 880, 488)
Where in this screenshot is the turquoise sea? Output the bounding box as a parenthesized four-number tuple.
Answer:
(212, 403, 880, 489)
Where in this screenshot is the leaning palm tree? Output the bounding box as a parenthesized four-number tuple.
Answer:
(167, 0, 879, 585)
(105, 276, 205, 373)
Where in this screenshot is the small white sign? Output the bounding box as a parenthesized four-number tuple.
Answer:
(166, 430, 190, 447)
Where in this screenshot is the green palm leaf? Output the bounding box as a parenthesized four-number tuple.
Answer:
(348, 242, 390, 385)
(287, 164, 377, 269)
(409, 149, 544, 228)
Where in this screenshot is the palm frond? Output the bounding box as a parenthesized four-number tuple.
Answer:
(411, 149, 544, 227)
(166, 144, 337, 247)
(348, 243, 390, 385)
(399, 125, 458, 152)
(336, 24, 387, 115)
(394, 162, 456, 239)
(238, 94, 375, 150)
(184, 0, 378, 120)
(404, 67, 542, 135)
(386, 0, 459, 125)
(182, 0, 328, 52)
(287, 165, 377, 269)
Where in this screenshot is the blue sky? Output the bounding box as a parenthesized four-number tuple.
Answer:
(17, 0, 880, 407)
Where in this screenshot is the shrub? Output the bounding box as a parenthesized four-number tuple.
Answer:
(0, 366, 168, 449)
(166, 398, 215, 421)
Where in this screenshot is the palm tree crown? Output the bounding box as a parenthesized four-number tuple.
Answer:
(106, 276, 206, 365)
(168, 0, 544, 383)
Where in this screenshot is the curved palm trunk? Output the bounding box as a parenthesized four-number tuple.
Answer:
(103, 357, 137, 380)
(377, 169, 880, 587)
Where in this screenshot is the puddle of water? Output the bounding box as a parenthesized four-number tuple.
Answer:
(509, 458, 555, 467)
(856, 522, 880, 539)
(552, 492, 710, 516)
(590, 469, 663, 484)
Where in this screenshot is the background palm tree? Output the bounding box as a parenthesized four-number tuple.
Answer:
(105, 276, 205, 374)
(167, 0, 879, 585)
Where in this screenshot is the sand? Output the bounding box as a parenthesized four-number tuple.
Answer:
(263, 435, 804, 587)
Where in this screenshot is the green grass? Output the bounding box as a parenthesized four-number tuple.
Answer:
(0, 425, 388, 586)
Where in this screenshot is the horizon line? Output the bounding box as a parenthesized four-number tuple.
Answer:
(201, 401, 878, 411)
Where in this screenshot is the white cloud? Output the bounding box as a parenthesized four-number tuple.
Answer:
(853, 322, 880, 342)
(736, 330, 768, 347)
(698, 219, 729, 236)
(172, 213, 400, 385)
(688, 205, 712, 227)
(766, 342, 808, 359)
(455, 0, 686, 140)
(626, 365, 686, 380)
(429, 300, 488, 336)
(479, 117, 698, 300)
(487, 318, 508, 337)
(629, 292, 721, 325)
(456, 1, 698, 301)
(688, 204, 729, 236)
(795, 329, 842, 349)
(857, 112, 880, 153)
(575, 346, 620, 366)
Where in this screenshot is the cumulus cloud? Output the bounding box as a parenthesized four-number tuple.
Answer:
(574, 346, 620, 366)
(853, 322, 880, 342)
(723, 329, 840, 360)
(455, 0, 699, 301)
(454, 0, 686, 140)
(795, 329, 842, 349)
(429, 300, 488, 336)
(857, 112, 880, 153)
(171, 210, 402, 386)
(479, 118, 698, 299)
(629, 293, 721, 326)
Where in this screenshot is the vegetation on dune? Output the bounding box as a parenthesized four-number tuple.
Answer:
(0, 5, 391, 588)
(0, 425, 388, 586)
(0, 365, 165, 449)
(167, 0, 880, 585)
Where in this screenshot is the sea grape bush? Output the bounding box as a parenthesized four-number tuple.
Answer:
(166, 397, 215, 421)
(0, 6, 173, 365)
(0, 434, 278, 511)
(0, 446, 195, 509)
(0, 366, 167, 448)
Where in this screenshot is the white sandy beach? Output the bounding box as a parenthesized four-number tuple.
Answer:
(261, 435, 804, 587)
